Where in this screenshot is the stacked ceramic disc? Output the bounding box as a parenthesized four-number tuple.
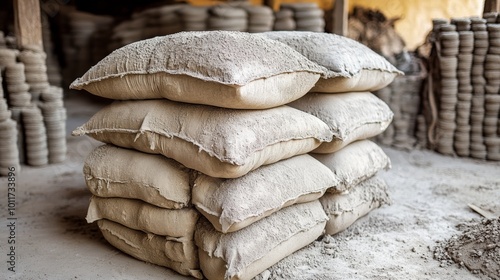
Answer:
(4, 63, 32, 108)
(178, 6, 209, 31)
(0, 74, 19, 175)
(281, 3, 325, 32)
(483, 12, 499, 23)
(111, 14, 146, 48)
(374, 62, 424, 150)
(273, 9, 295, 31)
(427, 15, 500, 161)
(436, 24, 459, 155)
(21, 107, 49, 166)
(470, 18, 489, 159)
(0, 48, 17, 68)
(143, 5, 184, 38)
(484, 23, 500, 160)
(39, 86, 67, 163)
(416, 114, 428, 147)
(208, 6, 248, 32)
(59, 7, 113, 88)
(0, 113, 20, 176)
(244, 5, 274, 33)
(18, 48, 50, 99)
(454, 19, 474, 157)
(42, 13, 62, 87)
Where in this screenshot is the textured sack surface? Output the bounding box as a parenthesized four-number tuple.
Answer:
(312, 140, 391, 193)
(320, 176, 391, 235)
(289, 92, 393, 153)
(83, 145, 192, 208)
(87, 196, 199, 239)
(192, 154, 337, 233)
(194, 201, 327, 280)
(261, 31, 402, 92)
(97, 219, 203, 279)
(70, 31, 325, 109)
(73, 100, 333, 178)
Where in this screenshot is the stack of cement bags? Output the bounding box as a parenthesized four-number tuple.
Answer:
(72, 31, 400, 279)
(262, 31, 399, 235)
(38, 86, 67, 164)
(142, 5, 185, 38)
(429, 15, 500, 160)
(84, 145, 202, 278)
(72, 31, 331, 279)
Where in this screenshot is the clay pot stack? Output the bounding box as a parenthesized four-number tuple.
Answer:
(280, 3, 325, 32)
(469, 18, 488, 159)
(144, 5, 184, 38)
(0, 74, 20, 176)
(484, 23, 500, 160)
(374, 73, 423, 149)
(39, 86, 67, 164)
(59, 7, 113, 88)
(435, 24, 459, 156)
(208, 6, 248, 32)
(111, 14, 146, 48)
(178, 6, 209, 31)
(0, 40, 67, 173)
(428, 15, 500, 161)
(42, 13, 62, 87)
(273, 9, 296, 31)
(18, 48, 51, 99)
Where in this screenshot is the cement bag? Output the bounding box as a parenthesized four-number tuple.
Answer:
(97, 219, 203, 279)
(195, 200, 327, 280)
(289, 92, 393, 153)
(70, 31, 325, 109)
(320, 176, 391, 235)
(261, 31, 402, 93)
(83, 145, 193, 209)
(312, 140, 391, 193)
(73, 100, 333, 179)
(86, 196, 199, 239)
(192, 154, 338, 233)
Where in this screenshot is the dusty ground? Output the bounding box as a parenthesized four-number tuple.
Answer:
(0, 94, 499, 280)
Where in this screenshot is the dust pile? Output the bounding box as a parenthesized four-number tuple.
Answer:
(434, 218, 500, 280)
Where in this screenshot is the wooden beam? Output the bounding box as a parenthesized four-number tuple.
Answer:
(13, 0, 43, 50)
(332, 0, 348, 36)
(483, 0, 499, 13)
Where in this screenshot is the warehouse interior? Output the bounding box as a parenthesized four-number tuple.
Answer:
(0, 0, 499, 279)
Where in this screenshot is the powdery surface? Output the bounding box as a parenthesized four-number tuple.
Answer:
(434, 218, 500, 279)
(0, 94, 499, 279)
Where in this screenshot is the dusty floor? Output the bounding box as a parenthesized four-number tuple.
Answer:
(0, 94, 499, 280)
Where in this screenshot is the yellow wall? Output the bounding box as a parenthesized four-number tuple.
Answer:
(346, 0, 484, 50)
